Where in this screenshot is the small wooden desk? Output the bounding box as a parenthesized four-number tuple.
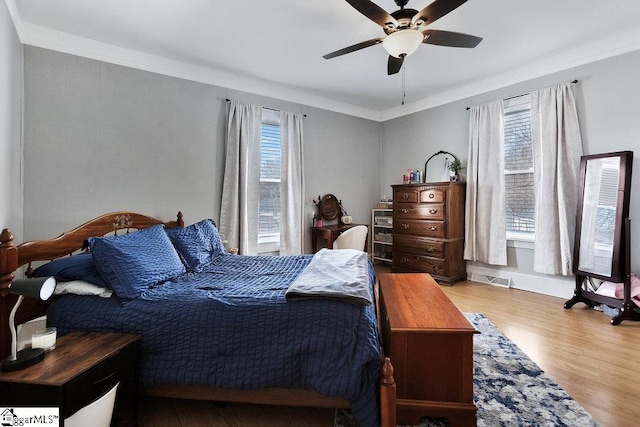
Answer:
(378, 273, 478, 426)
(310, 223, 366, 252)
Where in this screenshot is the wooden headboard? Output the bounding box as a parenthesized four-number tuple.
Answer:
(0, 211, 184, 357)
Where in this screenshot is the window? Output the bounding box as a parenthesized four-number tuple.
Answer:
(503, 95, 535, 240)
(258, 110, 281, 250)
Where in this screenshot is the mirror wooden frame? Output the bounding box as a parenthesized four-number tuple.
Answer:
(564, 150, 638, 325)
(320, 194, 341, 221)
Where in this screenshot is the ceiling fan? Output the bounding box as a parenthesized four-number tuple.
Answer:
(323, 0, 482, 75)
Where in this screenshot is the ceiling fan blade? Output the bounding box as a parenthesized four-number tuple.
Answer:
(387, 55, 404, 75)
(412, 0, 469, 26)
(323, 38, 384, 59)
(423, 30, 482, 48)
(345, 0, 398, 29)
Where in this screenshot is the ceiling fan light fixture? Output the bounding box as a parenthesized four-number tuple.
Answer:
(382, 29, 424, 58)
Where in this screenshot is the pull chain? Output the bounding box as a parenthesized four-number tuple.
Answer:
(401, 64, 406, 105)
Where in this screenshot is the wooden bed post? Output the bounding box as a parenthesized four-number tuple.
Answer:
(0, 229, 18, 357)
(379, 356, 396, 427)
(0, 229, 17, 297)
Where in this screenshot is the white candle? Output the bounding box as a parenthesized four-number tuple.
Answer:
(32, 327, 57, 351)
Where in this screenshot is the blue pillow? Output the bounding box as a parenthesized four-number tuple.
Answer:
(32, 252, 107, 287)
(88, 225, 186, 300)
(165, 219, 225, 271)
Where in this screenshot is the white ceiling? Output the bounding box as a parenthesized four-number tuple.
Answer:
(8, 0, 640, 121)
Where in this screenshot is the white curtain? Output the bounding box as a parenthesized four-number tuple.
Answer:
(531, 83, 583, 275)
(219, 101, 262, 255)
(464, 100, 507, 265)
(279, 110, 305, 255)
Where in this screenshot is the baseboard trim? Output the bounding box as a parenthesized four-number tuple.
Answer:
(466, 265, 574, 299)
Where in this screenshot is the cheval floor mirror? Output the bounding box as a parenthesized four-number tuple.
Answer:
(564, 150, 638, 325)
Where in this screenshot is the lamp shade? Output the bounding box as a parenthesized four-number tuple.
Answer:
(9, 277, 56, 300)
(382, 29, 424, 58)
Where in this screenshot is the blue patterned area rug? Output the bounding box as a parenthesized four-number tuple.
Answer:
(335, 313, 599, 427)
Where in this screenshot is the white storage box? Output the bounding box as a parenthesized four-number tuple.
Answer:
(376, 217, 393, 226)
(375, 233, 393, 243)
(65, 382, 119, 427)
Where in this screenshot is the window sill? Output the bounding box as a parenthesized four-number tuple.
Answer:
(507, 233, 535, 250)
(258, 233, 280, 253)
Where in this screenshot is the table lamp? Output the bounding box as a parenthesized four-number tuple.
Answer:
(1, 276, 56, 372)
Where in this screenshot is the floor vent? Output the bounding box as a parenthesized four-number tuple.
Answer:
(469, 272, 513, 288)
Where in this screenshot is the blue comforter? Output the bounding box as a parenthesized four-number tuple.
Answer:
(47, 253, 381, 426)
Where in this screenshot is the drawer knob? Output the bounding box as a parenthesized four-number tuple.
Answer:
(401, 223, 409, 229)
(403, 194, 409, 199)
(428, 193, 435, 199)
(429, 226, 437, 231)
(401, 208, 409, 214)
(400, 257, 409, 263)
(418, 242, 436, 251)
(429, 209, 438, 214)
(431, 264, 440, 273)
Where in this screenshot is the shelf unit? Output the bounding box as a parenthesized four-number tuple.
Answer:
(372, 208, 393, 264)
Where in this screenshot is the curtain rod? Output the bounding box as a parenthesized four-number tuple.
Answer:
(225, 98, 307, 117)
(465, 80, 578, 110)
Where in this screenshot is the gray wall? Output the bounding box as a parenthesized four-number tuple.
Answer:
(381, 50, 640, 285)
(382, 101, 469, 187)
(22, 47, 382, 253)
(18, 41, 640, 280)
(0, 2, 23, 241)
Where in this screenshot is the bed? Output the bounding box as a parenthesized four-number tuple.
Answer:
(0, 211, 396, 427)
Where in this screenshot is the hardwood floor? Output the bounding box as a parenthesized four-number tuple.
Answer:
(441, 280, 640, 427)
(139, 275, 640, 427)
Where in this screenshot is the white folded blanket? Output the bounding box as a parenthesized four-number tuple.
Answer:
(286, 248, 372, 306)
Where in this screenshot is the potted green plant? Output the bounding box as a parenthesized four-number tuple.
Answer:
(448, 158, 464, 181)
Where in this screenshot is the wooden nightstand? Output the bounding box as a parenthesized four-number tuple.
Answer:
(0, 331, 140, 426)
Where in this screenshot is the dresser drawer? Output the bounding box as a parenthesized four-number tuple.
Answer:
(419, 188, 446, 204)
(393, 251, 446, 275)
(395, 203, 445, 220)
(394, 219, 446, 238)
(394, 235, 444, 257)
(396, 188, 419, 203)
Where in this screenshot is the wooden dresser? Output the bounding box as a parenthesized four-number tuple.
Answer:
(379, 273, 477, 426)
(391, 182, 466, 283)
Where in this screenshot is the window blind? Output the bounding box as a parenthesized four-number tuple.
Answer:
(259, 123, 281, 235)
(504, 103, 535, 234)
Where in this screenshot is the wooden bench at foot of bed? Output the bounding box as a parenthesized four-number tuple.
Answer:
(379, 273, 478, 427)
